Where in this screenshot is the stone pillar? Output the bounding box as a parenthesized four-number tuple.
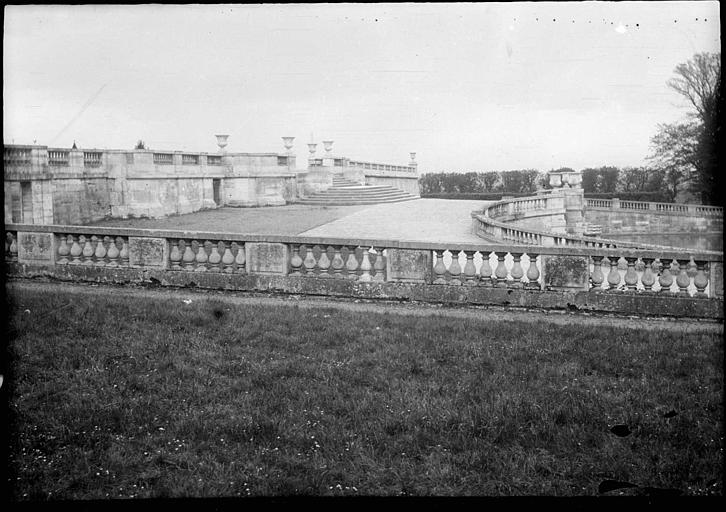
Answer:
(385, 249, 432, 283)
(541, 254, 590, 291)
(562, 187, 585, 236)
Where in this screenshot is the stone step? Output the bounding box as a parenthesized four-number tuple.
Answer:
(303, 192, 416, 201)
(297, 196, 420, 206)
(310, 190, 413, 198)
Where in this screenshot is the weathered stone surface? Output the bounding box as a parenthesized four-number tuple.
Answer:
(710, 262, 723, 298)
(543, 255, 589, 291)
(386, 248, 431, 283)
(129, 237, 168, 268)
(17, 232, 55, 265)
(245, 242, 288, 274)
(6, 262, 722, 319)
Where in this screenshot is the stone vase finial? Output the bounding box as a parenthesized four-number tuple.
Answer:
(215, 134, 229, 153)
(322, 140, 334, 156)
(282, 136, 295, 152)
(308, 143, 317, 155)
(410, 152, 417, 165)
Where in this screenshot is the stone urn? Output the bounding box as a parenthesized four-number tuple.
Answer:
(548, 172, 563, 188)
(282, 136, 295, 152)
(410, 152, 417, 163)
(322, 140, 334, 155)
(563, 171, 582, 188)
(215, 134, 229, 153)
(308, 143, 317, 155)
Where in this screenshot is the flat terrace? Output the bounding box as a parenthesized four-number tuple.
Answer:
(89, 199, 491, 244)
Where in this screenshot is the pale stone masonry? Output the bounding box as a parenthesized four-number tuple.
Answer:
(3, 137, 419, 225)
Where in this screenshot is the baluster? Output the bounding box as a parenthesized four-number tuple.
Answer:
(182, 240, 195, 270)
(194, 241, 209, 272)
(509, 253, 524, 288)
(463, 251, 476, 286)
(478, 251, 493, 287)
(590, 256, 604, 291)
(693, 261, 709, 298)
(675, 259, 691, 296)
(623, 257, 638, 291)
(372, 247, 386, 282)
(169, 240, 182, 270)
(7, 233, 18, 262)
(331, 247, 345, 277)
(234, 242, 245, 273)
(606, 256, 622, 291)
(94, 235, 107, 266)
(433, 250, 447, 285)
(57, 234, 70, 264)
(289, 245, 303, 275)
(359, 248, 372, 282)
(640, 258, 656, 292)
(526, 253, 540, 289)
(119, 238, 129, 266)
(81, 236, 94, 265)
(658, 259, 674, 294)
(69, 235, 83, 264)
(208, 242, 223, 272)
(345, 247, 359, 280)
(104, 236, 119, 267)
(303, 246, 317, 275)
(494, 252, 508, 287)
(317, 246, 332, 278)
(448, 250, 462, 285)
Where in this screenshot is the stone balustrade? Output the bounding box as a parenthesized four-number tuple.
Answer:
(55, 233, 129, 266)
(4, 223, 723, 318)
(48, 149, 70, 166)
(83, 151, 103, 167)
(472, 212, 654, 249)
(586, 198, 723, 216)
(3, 146, 32, 165)
(289, 244, 386, 282)
(169, 238, 246, 273)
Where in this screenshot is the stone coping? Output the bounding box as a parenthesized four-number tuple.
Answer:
(586, 204, 724, 217)
(5, 223, 723, 261)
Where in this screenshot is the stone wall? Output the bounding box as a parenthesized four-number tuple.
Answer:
(585, 207, 723, 234)
(4, 223, 723, 319)
(4, 144, 300, 223)
(365, 175, 420, 196)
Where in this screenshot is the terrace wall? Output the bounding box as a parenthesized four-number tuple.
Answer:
(4, 223, 723, 320)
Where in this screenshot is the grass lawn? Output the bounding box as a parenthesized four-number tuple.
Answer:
(88, 205, 372, 235)
(5, 285, 723, 498)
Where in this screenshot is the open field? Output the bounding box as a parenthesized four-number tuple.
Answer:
(5, 281, 723, 498)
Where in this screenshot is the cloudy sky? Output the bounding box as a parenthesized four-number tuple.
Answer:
(3, 2, 720, 172)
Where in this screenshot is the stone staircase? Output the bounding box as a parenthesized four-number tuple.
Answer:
(298, 175, 420, 206)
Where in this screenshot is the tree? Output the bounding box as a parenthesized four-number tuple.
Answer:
(647, 121, 700, 202)
(649, 52, 720, 204)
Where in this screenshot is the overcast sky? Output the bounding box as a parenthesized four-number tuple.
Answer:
(3, 2, 720, 172)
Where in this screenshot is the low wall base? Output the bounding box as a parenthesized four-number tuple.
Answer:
(6, 263, 722, 320)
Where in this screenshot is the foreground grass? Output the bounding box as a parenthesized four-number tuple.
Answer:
(5, 286, 723, 498)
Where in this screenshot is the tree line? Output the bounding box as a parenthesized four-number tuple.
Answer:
(420, 52, 721, 205)
(419, 167, 674, 201)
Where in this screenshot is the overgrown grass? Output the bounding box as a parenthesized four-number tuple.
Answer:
(5, 286, 723, 498)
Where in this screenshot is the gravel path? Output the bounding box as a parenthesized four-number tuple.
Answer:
(7, 279, 722, 334)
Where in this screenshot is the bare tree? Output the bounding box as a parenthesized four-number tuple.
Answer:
(667, 52, 720, 123)
(649, 52, 721, 204)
